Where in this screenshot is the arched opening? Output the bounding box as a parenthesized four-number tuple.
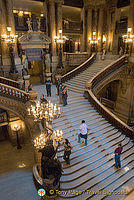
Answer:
(98, 80, 121, 110)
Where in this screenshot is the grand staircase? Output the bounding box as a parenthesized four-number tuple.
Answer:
(52, 58, 134, 200)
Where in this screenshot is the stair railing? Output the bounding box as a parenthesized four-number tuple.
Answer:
(84, 55, 134, 138)
(0, 76, 20, 89)
(61, 53, 96, 83)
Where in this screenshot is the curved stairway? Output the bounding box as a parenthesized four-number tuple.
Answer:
(51, 58, 134, 200)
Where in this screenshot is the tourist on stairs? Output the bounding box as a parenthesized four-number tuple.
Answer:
(59, 84, 63, 104)
(62, 86, 68, 106)
(59, 139, 73, 165)
(114, 143, 123, 169)
(78, 120, 89, 145)
(45, 77, 52, 97)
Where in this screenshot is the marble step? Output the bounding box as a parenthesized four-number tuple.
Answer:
(104, 177, 134, 200)
(58, 133, 126, 164)
(60, 152, 134, 188)
(57, 128, 119, 153)
(59, 136, 130, 173)
(59, 161, 134, 199)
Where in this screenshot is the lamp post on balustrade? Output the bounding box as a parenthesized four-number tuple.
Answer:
(11, 123, 22, 149)
(54, 30, 67, 70)
(89, 32, 100, 52)
(122, 28, 134, 55)
(2, 27, 18, 74)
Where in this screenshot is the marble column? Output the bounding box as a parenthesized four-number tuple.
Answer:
(0, 0, 11, 68)
(112, 8, 119, 54)
(107, 7, 112, 52)
(128, 1, 134, 55)
(49, 0, 58, 72)
(5, 0, 15, 35)
(80, 7, 86, 52)
(57, 0, 63, 36)
(87, 7, 92, 52)
(49, 0, 56, 56)
(5, 0, 22, 73)
(43, 1, 48, 36)
(98, 7, 104, 52)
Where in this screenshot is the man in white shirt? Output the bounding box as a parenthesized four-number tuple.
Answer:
(78, 120, 89, 145)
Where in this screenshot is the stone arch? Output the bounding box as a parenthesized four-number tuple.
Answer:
(97, 79, 122, 102)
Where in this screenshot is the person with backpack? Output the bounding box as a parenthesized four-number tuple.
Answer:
(78, 120, 89, 145)
(62, 85, 68, 106)
(59, 139, 73, 165)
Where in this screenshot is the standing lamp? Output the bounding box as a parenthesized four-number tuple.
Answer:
(11, 123, 22, 149)
(54, 30, 67, 70)
(122, 28, 134, 54)
(2, 27, 18, 73)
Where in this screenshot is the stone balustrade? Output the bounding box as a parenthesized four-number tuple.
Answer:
(0, 83, 29, 103)
(0, 76, 20, 89)
(84, 55, 134, 138)
(61, 53, 96, 83)
(91, 55, 128, 88)
(64, 52, 89, 66)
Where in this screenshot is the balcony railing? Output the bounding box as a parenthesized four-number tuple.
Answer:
(64, 52, 89, 66)
(63, 20, 82, 33)
(0, 83, 29, 103)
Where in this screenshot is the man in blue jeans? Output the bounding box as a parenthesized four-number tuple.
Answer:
(114, 143, 123, 169)
(78, 120, 89, 145)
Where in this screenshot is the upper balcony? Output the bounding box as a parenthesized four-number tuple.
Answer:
(13, 13, 82, 35)
(63, 19, 83, 34)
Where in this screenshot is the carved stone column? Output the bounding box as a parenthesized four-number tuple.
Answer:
(98, 7, 104, 52)
(57, 0, 63, 36)
(80, 8, 86, 52)
(49, 0, 56, 56)
(48, 0, 58, 72)
(43, 1, 48, 36)
(5, 0, 22, 74)
(128, 0, 134, 55)
(87, 7, 92, 52)
(0, 0, 11, 69)
(112, 8, 119, 54)
(107, 7, 112, 52)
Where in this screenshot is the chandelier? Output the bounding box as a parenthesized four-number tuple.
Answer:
(28, 100, 62, 123)
(122, 28, 134, 43)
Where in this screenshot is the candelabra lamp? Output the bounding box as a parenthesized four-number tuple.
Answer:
(54, 30, 67, 70)
(122, 28, 134, 54)
(53, 130, 63, 142)
(11, 123, 22, 149)
(89, 31, 100, 52)
(28, 100, 62, 124)
(2, 27, 18, 73)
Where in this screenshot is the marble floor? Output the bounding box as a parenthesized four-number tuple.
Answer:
(0, 140, 39, 200)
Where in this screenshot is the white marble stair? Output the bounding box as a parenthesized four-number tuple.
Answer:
(51, 57, 134, 200)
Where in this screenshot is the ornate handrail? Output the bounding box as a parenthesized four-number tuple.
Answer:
(84, 55, 134, 138)
(0, 76, 20, 89)
(0, 83, 29, 103)
(91, 55, 128, 88)
(61, 53, 96, 83)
